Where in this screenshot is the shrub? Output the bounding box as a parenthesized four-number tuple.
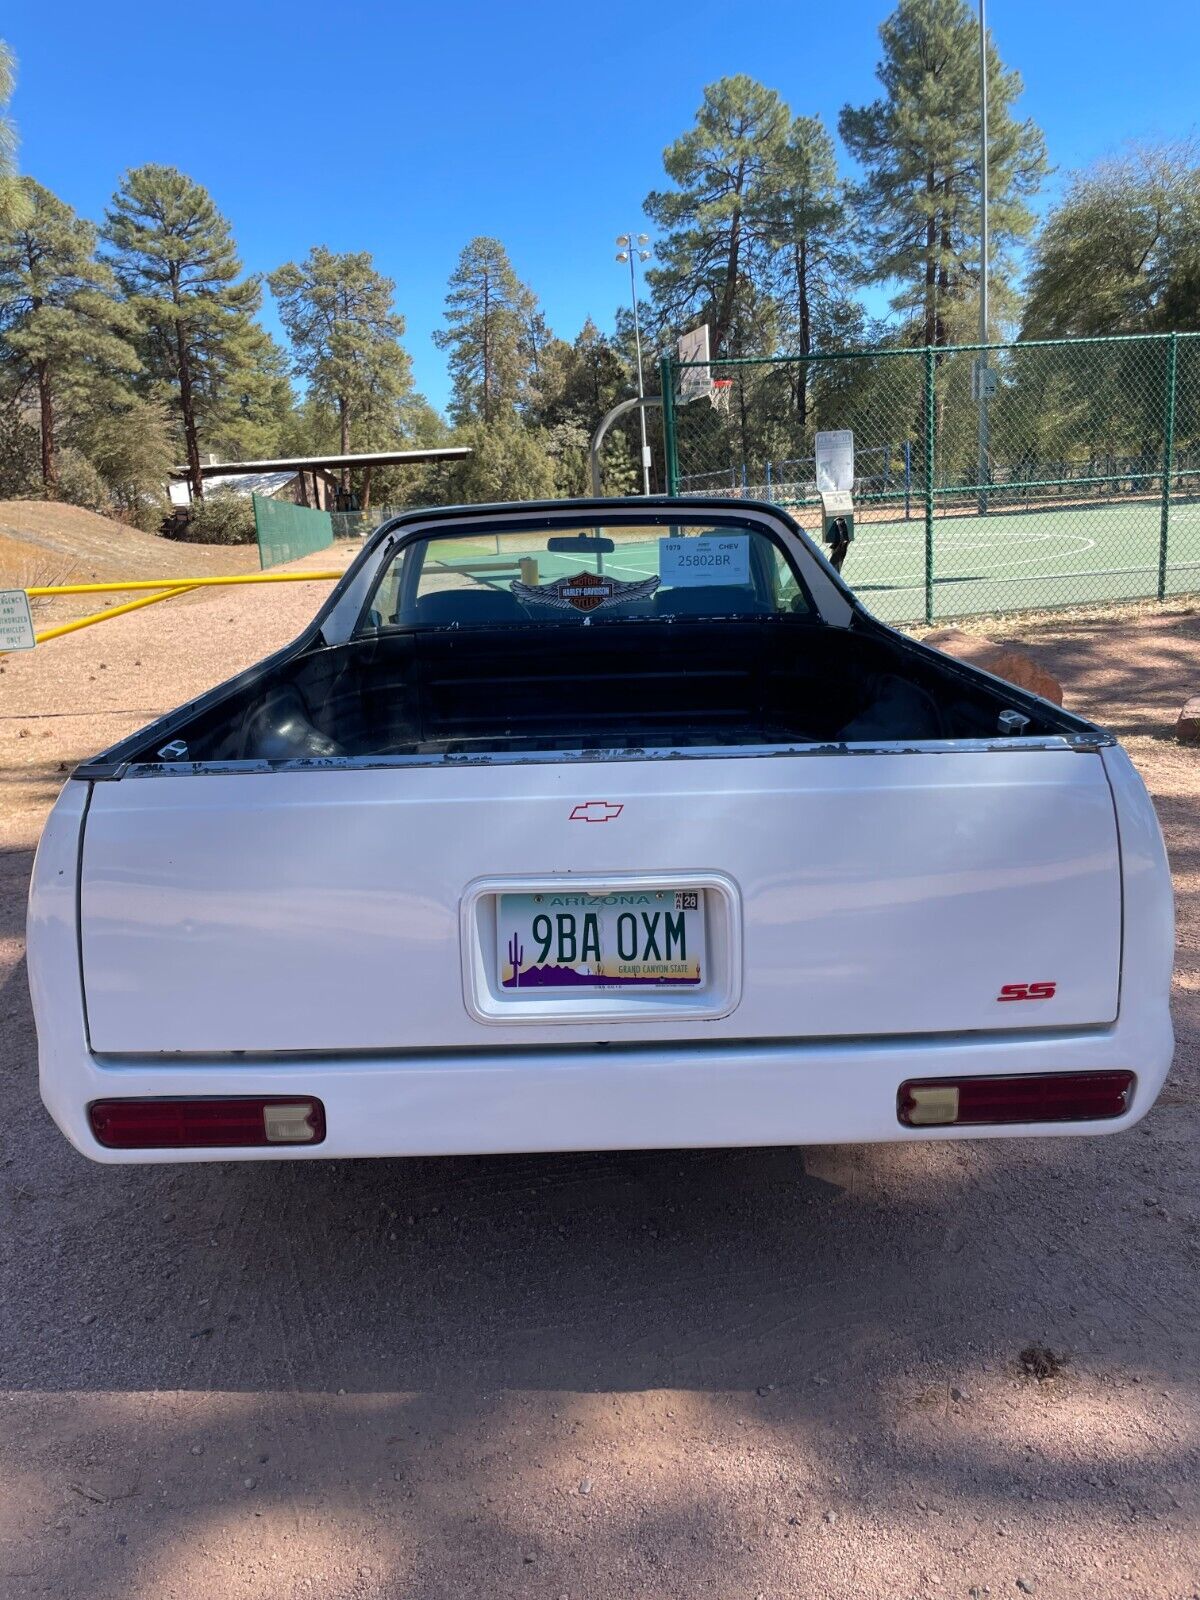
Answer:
(81, 399, 177, 528)
(0, 410, 40, 498)
(167, 488, 257, 545)
(53, 448, 109, 512)
(444, 421, 557, 504)
(117, 493, 172, 534)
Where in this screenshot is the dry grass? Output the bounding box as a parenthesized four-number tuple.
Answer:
(907, 594, 1200, 641)
(0, 498, 263, 632)
(6, 553, 80, 611)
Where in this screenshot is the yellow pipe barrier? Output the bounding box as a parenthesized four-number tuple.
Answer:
(33, 585, 198, 645)
(25, 570, 342, 596)
(2, 567, 345, 656)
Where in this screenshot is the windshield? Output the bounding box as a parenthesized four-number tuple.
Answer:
(358, 519, 812, 632)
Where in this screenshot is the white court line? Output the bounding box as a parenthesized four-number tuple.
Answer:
(852, 530, 1106, 582)
(853, 530, 1098, 557)
(860, 561, 1168, 591)
(599, 556, 659, 579)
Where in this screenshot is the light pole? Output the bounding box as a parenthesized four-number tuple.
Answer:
(976, 0, 991, 513)
(616, 233, 652, 495)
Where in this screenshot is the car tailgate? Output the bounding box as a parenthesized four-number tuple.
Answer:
(79, 747, 1122, 1055)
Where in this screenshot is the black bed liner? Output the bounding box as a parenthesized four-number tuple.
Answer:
(134, 615, 1071, 765)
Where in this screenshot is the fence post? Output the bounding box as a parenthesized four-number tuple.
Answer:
(659, 354, 679, 497)
(1158, 332, 1178, 601)
(924, 346, 935, 624)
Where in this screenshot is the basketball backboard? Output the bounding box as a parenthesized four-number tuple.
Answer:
(677, 325, 712, 404)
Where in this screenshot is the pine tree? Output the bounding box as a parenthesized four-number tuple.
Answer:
(434, 237, 537, 424)
(759, 115, 860, 428)
(101, 164, 261, 501)
(529, 319, 641, 493)
(364, 396, 452, 512)
(269, 246, 411, 496)
(839, 0, 1046, 346)
(444, 418, 556, 503)
(0, 178, 139, 488)
(530, 318, 629, 427)
(0, 40, 31, 231)
(767, 117, 854, 357)
(204, 320, 295, 462)
(644, 76, 790, 355)
(77, 396, 175, 528)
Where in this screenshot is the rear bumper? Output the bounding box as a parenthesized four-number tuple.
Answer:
(40, 1023, 1174, 1164)
(30, 745, 1176, 1164)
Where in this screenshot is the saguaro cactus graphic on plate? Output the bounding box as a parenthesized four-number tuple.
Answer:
(507, 932, 524, 987)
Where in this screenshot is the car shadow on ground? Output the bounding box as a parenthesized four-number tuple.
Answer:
(3, 1069, 1199, 1597)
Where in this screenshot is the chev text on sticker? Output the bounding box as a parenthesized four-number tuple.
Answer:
(659, 537, 751, 587)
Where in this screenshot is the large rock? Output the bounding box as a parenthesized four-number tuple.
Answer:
(923, 627, 1064, 706)
(1176, 697, 1200, 744)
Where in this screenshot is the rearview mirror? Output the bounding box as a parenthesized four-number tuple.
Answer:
(547, 534, 615, 554)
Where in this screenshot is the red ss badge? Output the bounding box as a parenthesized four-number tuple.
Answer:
(997, 981, 1057, 1002)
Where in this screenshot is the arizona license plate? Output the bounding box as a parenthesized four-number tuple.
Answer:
(498, 889, 706, 991)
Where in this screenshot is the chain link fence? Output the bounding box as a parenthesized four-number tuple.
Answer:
(328, 507, 412, 540)
(660, 332, 1200, 624)
(252, 496, 334, 570)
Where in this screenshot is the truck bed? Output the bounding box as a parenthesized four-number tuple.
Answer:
(131, 617, 1059, 765)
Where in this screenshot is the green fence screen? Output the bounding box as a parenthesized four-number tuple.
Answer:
(252, 495, 334, 570)
(660, 331, 1200, 624)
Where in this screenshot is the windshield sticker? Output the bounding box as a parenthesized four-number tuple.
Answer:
(511, 570, 660, 614)
(659, 536, 751, 586)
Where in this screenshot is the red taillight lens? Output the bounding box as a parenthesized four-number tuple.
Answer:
(88, 1097, 326, 1150)
(897, 1071, 1135, 1128)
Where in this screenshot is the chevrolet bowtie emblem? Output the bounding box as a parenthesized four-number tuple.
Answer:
(569, 801, 624, 823)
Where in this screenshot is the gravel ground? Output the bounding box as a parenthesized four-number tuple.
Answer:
(1, 573, 1198, 1600)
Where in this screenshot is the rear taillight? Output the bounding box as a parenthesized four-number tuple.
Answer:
(88, 1097, 326, 1150)
(897, 1071, 1135, 1128)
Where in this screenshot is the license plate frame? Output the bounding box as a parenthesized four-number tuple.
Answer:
(460, 872, 743, 1027)
(497, 888, 707, 993)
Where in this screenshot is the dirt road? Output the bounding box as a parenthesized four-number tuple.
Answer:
(1, 574, 1198, 1599)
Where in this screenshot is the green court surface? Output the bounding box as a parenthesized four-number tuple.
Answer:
(435, 498, 1200, 625)
(824, 498, 1200, 623)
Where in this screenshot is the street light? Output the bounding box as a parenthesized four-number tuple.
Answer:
(616, 232, 652, 495)
(976, 0, 991, 513)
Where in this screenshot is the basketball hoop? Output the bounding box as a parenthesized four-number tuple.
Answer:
(711, 378, 733, 414)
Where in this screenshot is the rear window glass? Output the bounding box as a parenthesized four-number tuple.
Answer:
(360, 520, 811, 632)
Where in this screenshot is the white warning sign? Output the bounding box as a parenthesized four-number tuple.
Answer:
(815, 430, 855, 494)
(0, 589, 35, 652)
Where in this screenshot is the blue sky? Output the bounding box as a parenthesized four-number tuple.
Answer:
(4, 0, 1199, 413)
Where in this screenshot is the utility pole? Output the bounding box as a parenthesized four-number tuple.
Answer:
(976, 0, 991, 513)
(616, 234, 652, 495)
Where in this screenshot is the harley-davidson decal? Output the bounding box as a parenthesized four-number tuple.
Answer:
(511, 569, 660, 614)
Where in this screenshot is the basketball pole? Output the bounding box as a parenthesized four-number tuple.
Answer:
(977, 0, 991, 515)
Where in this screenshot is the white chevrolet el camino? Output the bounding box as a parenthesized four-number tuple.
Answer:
(28, 498, 1174, 1161)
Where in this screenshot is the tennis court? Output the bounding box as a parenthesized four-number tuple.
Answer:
(437, 498, 1200, 625)
(824, 496, 1200, 623)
